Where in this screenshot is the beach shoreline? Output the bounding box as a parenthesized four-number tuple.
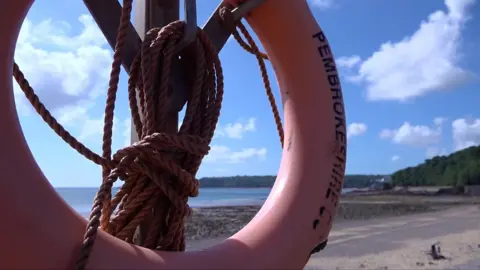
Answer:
(184, 195, 479, 241)
(306, 205, 480, 269)
(78, 194, 478, 242)
(76, 194, 479, 269)
(184, 204, 480, 270)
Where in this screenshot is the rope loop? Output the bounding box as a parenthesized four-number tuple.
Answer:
(219, 7, 269, 60)
(91, 131, 207, 237)
(88, 16, 224, 256)
(12, 1, 284, 269)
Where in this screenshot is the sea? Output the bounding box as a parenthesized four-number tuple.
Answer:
(56, 187, 357, 216)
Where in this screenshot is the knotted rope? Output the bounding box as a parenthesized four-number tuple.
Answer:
(13, 1, 283, 269)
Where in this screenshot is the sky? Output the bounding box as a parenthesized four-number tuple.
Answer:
(14, 0, 480, 187)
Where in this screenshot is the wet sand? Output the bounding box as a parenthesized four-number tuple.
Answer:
(185, 195, 478, 240)
(184, 198, 479, 269)
(306, 205, 480, 269)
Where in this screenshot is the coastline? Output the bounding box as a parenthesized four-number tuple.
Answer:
(184, 195, 479, 241)
(184, 204, 480, 270)
(78, 194, 479, 242)
(75, 194, 479, 269)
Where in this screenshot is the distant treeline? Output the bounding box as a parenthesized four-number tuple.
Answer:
(392, 145, 480, 187)
(199, 174, 384, 188)
(200, 145, 480, 188)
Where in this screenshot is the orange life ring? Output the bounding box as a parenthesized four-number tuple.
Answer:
(0, 0, 347, 268)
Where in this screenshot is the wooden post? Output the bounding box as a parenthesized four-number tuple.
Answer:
(83, 0, 266, 248)
(130, 0, 180, 142)
(131, 0, 180, 245)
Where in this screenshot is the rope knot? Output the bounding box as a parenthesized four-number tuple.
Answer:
(111, 132, 210, 198)
(13, 0, 280, 266)
(89, 128, 212, 249)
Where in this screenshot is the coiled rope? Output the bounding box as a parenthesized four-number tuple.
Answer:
(12, 1, 283, 269)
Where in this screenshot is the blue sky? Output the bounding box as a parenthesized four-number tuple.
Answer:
(14, 0, 480, 187)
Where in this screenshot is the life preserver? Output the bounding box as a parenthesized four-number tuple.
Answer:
(0, 0, 346, 269)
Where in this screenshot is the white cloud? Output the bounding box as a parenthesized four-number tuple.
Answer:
(206, 118, 265, 164)
(391, 155, 400, 162)
(380, 122, 441, 146)
(62, 110, 119, 142)
(215, 118, 256, 139)
(342, 0, 475, 101)
(53, 101, 112, 141)
(434, 117, 447, 126)
(56, 104, 89, 126)
(13, 14, 138, 149)
(337, 55, 361, 69)
(426, 147, 448, 158)
(452, 118, 480, 150)
(347, 122, 368, 138)
(309, 0, 335, 9)
(204, 145, 267, 164)
(78, 116, 108, 141)
(14, 15, 111, 119)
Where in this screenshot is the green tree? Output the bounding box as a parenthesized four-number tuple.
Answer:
(391, 145, 480, 187)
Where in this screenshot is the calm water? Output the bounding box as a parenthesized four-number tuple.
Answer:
(56, 187, 356, 216)
(56, 187, 271, 215)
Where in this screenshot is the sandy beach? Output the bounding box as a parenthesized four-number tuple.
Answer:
(305, 205, 480, 269)
(184, 195, 480, 269)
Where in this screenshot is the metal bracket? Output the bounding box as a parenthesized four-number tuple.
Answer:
(231, 0, 266, 21)
(177, 0, 266, 52)
(175, 0, 198, 53)
(84, 0, 266, 114)
(171, 0, 266, 112)
(184, 0, 197, 44)
(84, 0, 265, 71)
(202, 0, 265, 53)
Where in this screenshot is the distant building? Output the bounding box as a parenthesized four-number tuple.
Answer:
(382, 175, 392, 183)
(370, 175, 393, 190)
